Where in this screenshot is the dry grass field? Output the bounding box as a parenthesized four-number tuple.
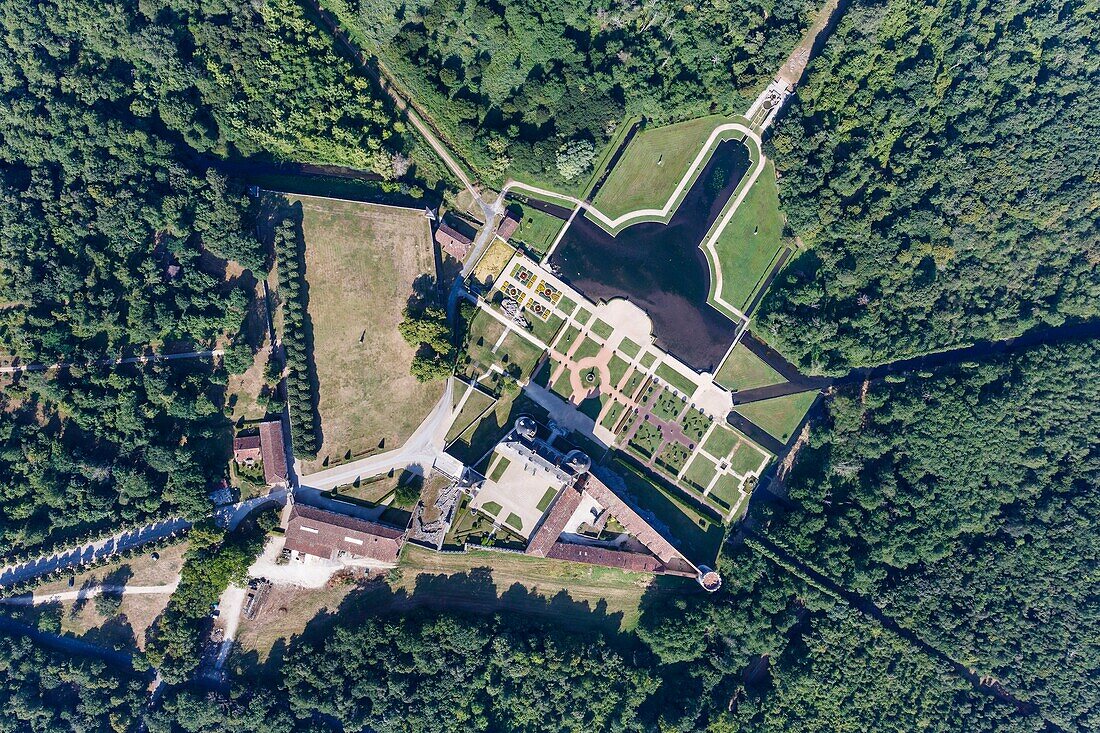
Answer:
(292, 195, 443, 470)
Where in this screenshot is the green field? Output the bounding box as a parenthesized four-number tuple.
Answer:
(293, 195, 442, 470)
(510, 204, 566, 255)
(593, 116, 731, 220)
(554, 324, 583, 354)
(655, 362, 697, 396)
(715, 344, 785, 392)
(445, 387, 496, 444)
(702, 425, 740, 460)
(708, 474, 744, 510)
(683, 455, 718, 491)
(462, 310, 507, 373)
(735, 390, 818, 442)
(497, 331, 545, 380)
(608, 355, 630, 389)
(572, 336, 603, 362)
(710, 159, 785, 312)
(729, 441, 767, 476)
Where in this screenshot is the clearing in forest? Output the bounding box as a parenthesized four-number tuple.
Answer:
(294, 195, 442, 470)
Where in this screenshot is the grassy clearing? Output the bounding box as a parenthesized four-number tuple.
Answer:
(235, 583, 361, 661)
(652, 389, 687, 422)
(703, 425, 739, 460)
(715, 343, 785, 392)
(734, 390, 817, 442)
(394, 544, 669, 632)
(600, 400, 627, 432)
(655, 362, 698, 396)
(618, 338, 640, 359)
(536, 488, 558, 512)
(711, 159, 785, 311)
(510, 204, 566, 256)
(470, 238, 515, 287)
(655, 441, 690, 475)
(593, 115, 730, 220)
(293, 196, 441, 470)
(680, 408, 713, 444)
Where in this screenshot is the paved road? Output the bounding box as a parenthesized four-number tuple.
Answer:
(0, 582, 179, 605)
(0, 349, 223, 375)
(298, 379, 455, 491)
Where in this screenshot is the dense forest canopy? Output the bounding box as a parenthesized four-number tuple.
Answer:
(758, 0, 1100, 372)
(327, 0, 817, 185)
(0, 0, 421, 555)
(758, 339, 1100, 730)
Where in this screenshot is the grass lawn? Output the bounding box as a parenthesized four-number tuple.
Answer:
(574, 307, 592, 325)
(655, 362, 699, 397)
(394, 544, 672, 632)
(619, 369, 646, 400)
(481, 501, 503, 517)
(593, 115, 731, 220)
(550, 365, 575, 401)
(702, 425, 740, 460)
(600, 400, 628, 433)
(527, 311, 564, 345)
(618, 338, 640, 359)
(710, 159, 785, 311)
(715, 343, 784, 392)
(683, 455, 718, 491)
(463, 310, 507, 372)
(729, 441, 768, 476)
(655, 441, 690, 475)
(446, 391, 551, 466)
(734, 390, 817, 442)
(536, 488, 558, 512)
(608, 355, 631, 389)
(470, 238, 515, 287)
(640, 352, 656, 369)
(652, 389, 687, 422)
(504, 512, 524, 532)
(628, 420, 664, 458)
(554, 324, 583, 354)
(510, 204, 566, 256)
(591, 319, 614, 340)
(572, 336, 603, 362)
(609, 456, 724, 564)
(290, 195, 441, 470)
(445, 387, 497, 445)
(235, 583, 361, 662)
(497, 331, 545, 380)
(680, 408, 713, 444)
(708, 474, 744, 510)
(488, 455, 511, 482)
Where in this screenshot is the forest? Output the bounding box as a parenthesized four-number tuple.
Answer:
(758, 0, 1100, 372)
(0, 0, 424, 555)
(323, 0, 817, 186)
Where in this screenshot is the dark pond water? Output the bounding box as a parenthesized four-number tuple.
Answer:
(548, 139, 751, 372)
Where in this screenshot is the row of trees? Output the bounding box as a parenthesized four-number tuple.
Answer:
(271, 218, 322, 457)
(326, 0, 817, 186)
(758, 0, 1100, 372)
